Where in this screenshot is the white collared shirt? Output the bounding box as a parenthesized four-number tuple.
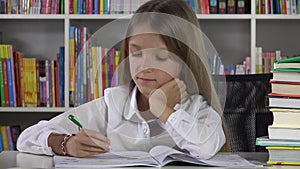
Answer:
(17, 85, 225, 159)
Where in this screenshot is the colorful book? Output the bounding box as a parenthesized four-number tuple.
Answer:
(256, 136, 300, 147)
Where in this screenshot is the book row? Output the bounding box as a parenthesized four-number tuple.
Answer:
(256, 0, 300, 14)
(0, 0, 64, 14)
(65, 0, 251, 15)
(0, 0, 252, 15)
(0, 125, 21, 152)
(254, 47, 295, 74)
(69, 26, 120, 106)
(0, 44, 64, 107)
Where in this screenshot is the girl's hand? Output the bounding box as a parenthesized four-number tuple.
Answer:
(66, 129, 110, 157)
(149, 78, 187, 120)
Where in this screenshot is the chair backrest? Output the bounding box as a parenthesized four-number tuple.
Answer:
(220, 74, 273, 152)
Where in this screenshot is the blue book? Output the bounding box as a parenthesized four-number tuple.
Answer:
(0, 129, 3, 151)
(276, 0, 281, 14)
(189, 0, 195, 13)
(93, 0, 98, 14)
(256, 136, 300, 147)
(6, 126, 14, 150)
(59, 47, 65, 107)
(6, 58, 14, 107)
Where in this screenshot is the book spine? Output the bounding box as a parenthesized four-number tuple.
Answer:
(9, 45, 16, 107)
(59, 46, 64, 107)
(36, 60, 40, 107)
(6, 58, 14, 107)
(209, 0, 218, 13)
(0, 59, 5, 107)
(2, 58, 9, 107)
(218, 0, 226, 13)
(0, 126, 9, 150)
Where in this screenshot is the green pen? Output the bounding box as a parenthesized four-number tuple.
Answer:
(68, 115, 83, 129)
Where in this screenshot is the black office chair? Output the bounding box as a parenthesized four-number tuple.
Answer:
(221, 74, 273, 152)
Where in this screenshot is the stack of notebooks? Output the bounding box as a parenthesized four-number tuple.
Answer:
(256, 56, 300, 165)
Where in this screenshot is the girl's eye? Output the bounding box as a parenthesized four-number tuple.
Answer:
(131, 51, 142, 57)
(156, 54, 168, 61)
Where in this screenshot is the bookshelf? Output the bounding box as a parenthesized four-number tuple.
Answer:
(0, 1, 300, 129)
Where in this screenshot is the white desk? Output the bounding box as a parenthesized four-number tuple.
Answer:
(0, 151, 297, 169)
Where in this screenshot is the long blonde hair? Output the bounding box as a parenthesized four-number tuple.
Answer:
(118, 0, 230, 151)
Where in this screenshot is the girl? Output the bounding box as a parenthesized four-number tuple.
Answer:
(17, 0, 227, 159)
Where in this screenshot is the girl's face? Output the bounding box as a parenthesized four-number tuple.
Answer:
(128, 34, 182, 98)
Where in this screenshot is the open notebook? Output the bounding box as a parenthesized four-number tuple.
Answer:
(54, 145, 255, 168)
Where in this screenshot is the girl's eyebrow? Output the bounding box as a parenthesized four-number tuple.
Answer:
(129, 43, 141, 49)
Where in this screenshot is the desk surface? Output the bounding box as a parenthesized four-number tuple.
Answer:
(0, 151, 298, 169)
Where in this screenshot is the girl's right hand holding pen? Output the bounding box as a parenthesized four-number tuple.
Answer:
(66, 128, 111, 157)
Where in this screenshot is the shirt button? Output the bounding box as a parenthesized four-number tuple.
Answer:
(143, 129, 148, 135)
(171, 116, 176, 121)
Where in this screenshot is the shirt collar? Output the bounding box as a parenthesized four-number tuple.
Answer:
(123, 86, 139, 120)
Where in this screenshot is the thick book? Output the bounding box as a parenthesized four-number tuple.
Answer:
(270, 80, 300, 95)
(269, 96, 300, 109)
(256, 136, 300, 147)
(270, 108, 300, 127)
(54, 145, 255, 168)
(272, 71, 300, 82)
(268, 126, 300, 140)
(275, 62, 300, 69)
(266, 146, 300, 165)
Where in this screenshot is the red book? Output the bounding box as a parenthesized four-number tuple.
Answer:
(69, 0, 74, 14)
(13, 52, 21, 107)
(269, 92, 300, 98)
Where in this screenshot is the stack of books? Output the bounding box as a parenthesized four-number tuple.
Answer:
(256, 56, 300, 165)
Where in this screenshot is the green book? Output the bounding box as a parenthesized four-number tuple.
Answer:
(273, 68, 300, 72)
(0, 59, 5, 107)
(277, 56, 300, 63)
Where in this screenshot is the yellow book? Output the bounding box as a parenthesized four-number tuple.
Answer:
(23, 58, 37, 107)
(91, 46, 98, 99)
(51, 60, 55, 107)
(270, 108, 300, 113)
(267, 146, 300, 150)
(267, 161, 300, 165)
(0, 126, 9, 150)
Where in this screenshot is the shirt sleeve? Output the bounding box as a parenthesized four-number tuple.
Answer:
(164, 95, 226, 160)
(16, 98, 108, 156)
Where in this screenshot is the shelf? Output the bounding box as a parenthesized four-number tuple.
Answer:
(0, 107, 72, 113)
(255, 14, 300, 19)
(0, 14, 65, 19)
(196, 14, 252, 19)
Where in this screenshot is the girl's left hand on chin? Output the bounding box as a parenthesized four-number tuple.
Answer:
(149, 78, 187, 118)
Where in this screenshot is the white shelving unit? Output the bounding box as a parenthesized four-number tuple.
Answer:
(0, 1, 300, 129)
